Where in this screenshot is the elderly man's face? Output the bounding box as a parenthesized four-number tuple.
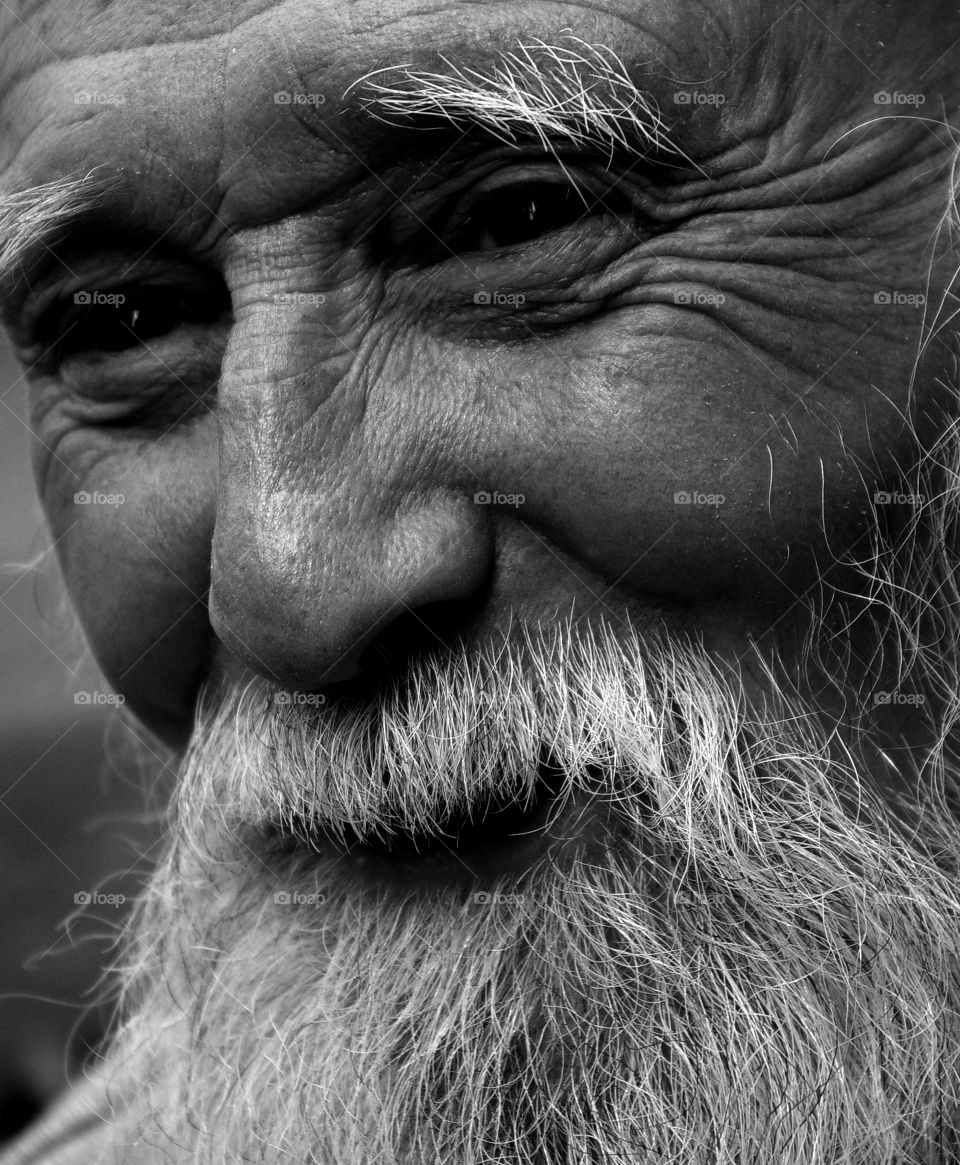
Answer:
(0, 0, 954, 742)
(2, 0, 960, 1162)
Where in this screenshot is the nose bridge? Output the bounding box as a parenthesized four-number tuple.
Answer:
(216, 296, 365, 508)
(209, 299, 491, 689)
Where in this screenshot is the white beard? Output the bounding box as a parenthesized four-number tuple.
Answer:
(97, 616, 960, 1164)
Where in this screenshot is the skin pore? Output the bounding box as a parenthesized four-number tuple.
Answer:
(2, 0, 960, 1161)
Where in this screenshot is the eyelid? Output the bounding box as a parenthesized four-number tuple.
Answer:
(444, 161, 636, 217)
(393, 165, 642, 271)
(381, 153, 646, 256)
(16, 270, 228, 365)
(9, 252, 224, 336)
(450, 180, 665, 271)
(34, 316, 227, 430)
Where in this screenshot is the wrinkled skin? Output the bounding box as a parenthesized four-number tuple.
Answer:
(0, 0, 957, 749)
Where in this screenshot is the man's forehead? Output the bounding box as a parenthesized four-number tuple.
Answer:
(2, 0, 953, 100)
(0, 0, 268, 62)
(0, 1, 702, 218)
(0, 0, 957, 238)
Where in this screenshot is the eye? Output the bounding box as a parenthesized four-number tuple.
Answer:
(34, 282, 230, 367)
(421, 165, 663, 263)
(9, 271, 232, 426)
(451, 181, 603, 251)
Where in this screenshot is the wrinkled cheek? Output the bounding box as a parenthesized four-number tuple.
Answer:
(38, 430, 218, 747)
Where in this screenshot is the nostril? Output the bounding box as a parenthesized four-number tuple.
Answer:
(0, 1083, 43, 1143)
(321, 596, 487, 702)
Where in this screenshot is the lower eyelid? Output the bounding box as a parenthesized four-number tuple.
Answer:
(43, 313, 227, 378)
(56, 374, 219, 433)
(56, 338, 222, 398)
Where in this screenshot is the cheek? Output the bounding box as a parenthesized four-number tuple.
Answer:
(473, 330, 917, 614)
(37, 421, 217, 745)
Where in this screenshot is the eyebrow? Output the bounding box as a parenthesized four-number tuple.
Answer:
(0, 169, 120, 302)
(346, 34, 695, 170)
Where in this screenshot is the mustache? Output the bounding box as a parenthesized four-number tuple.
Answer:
(186, 615, 899, 893)
(191, 619, 755, 850)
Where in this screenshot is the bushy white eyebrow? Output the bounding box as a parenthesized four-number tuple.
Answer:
(0, 169, 117, 299)
(346, 33, 696, 172)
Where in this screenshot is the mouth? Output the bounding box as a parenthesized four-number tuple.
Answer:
(274, 753, 586, 881)
(346, 753, 570, 860)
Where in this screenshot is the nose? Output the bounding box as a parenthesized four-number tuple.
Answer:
(207, 299, 493, 692)
(209, 490, 493, 690)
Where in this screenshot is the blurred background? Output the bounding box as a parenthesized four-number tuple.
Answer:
(0, 333, 164, 1144)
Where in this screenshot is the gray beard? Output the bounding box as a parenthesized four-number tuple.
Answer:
(95, 616, 960, 1164)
